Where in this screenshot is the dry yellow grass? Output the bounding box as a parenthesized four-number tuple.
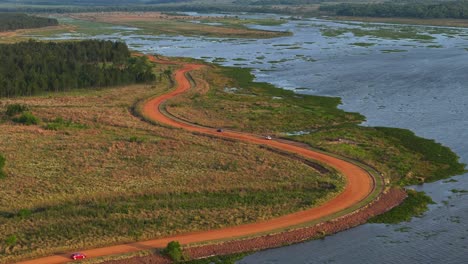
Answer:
(0, 64, 343, 262)
(65, 12, 290, 38)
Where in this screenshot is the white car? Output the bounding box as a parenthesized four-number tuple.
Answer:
(265, 136, 272, 140)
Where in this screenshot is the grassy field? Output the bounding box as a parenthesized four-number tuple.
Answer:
(165, 63, 466, 186)
(0, 12, 290, 43)
(320, 26, 436, 41)
(0, 61, 343, 263)
(65, 12, 291, 39)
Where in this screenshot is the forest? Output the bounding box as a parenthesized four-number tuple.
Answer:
(0, 40, 156, 97)
(233, 0, 324, 5)
(0, 13, 58, 31)
(320, 1, 468, 19)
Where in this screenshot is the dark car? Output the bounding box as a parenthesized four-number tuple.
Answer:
(71, 253, 86, 260)
(217, 128, 224, 132)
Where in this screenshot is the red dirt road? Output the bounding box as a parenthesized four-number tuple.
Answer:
(17, 59, 374, 264)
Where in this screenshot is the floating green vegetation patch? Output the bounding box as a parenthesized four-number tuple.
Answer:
(350, 42, 376, 47)
(285, 46, 302, 50)
(368, 190, 435, 224)
(321, 27, 435, 41)
(213, 57, 227, 63)
(451, 189, 468, 194)
(267, 58, 290, 64)
(204, 18, 286, 28)
(298, 56, 317, 62)
(381, 49, 408, 53)
(273, 44, 293, 47)
(321, 28, 349, 37)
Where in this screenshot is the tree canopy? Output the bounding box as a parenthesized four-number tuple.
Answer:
(0, 13, 58, 32)
(0, 40, 156, 97)
(320, 1, 468, 19)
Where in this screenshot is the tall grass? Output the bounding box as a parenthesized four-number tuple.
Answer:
(368, 190, 435, 224)
(0, 80, 342, 262)
(376, 127, 466, 183)
(0, 154, 5, 179)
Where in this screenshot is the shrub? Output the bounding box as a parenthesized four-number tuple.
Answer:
(17, 209, 32, 219)
(43, 117, 88, 130)
(43, 122, 60, 131)
(5, 235, 17, 247)
(5, 104, 28, 117)
(13, 112, 40, 125)
(128, 136, 145, 143)
(161, 241, 185, 262)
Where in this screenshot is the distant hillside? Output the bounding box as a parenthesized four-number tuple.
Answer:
(234, 0, 324, 5)
(0, 13, 58, 31)
(0, 0, 195, 6)
(0, 0, 148, 6)
(320, 1, 468, 19)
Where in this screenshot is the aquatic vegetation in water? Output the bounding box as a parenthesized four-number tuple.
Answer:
(350, 42, 376, 47)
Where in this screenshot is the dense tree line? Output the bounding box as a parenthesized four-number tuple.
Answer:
(1, 0, 147, 6)
(0, 40, 156, 97)
(234, 0, 325, 5)
(320, 1, 468, 19)
(0, 13, 58, 32)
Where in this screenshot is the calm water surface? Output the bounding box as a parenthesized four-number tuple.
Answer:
(41, 15, 468, 263)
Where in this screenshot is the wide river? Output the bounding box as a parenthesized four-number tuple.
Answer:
(42, 13, 467, 263)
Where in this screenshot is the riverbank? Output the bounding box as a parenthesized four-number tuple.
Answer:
(104, 188, 407, 264)
(327, 16, 468, 28)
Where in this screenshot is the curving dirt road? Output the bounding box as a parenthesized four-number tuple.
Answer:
(17, 58, 375, 264)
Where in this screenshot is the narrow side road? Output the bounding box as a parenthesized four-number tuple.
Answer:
(17, 57, 374, 264)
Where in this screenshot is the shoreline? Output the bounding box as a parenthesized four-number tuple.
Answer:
(324, 16, 468, 29)
(105, 188, 407, 264)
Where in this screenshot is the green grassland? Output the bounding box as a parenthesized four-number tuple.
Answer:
(0, 62, 344, 263)
(166, 64, 466, 187)
(320, 26, 436, 41)
(0, 14, 290, 44)
(124, 19, 290, 38)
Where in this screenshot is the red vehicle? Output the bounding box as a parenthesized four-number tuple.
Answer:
(71, 253, 86, 260)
